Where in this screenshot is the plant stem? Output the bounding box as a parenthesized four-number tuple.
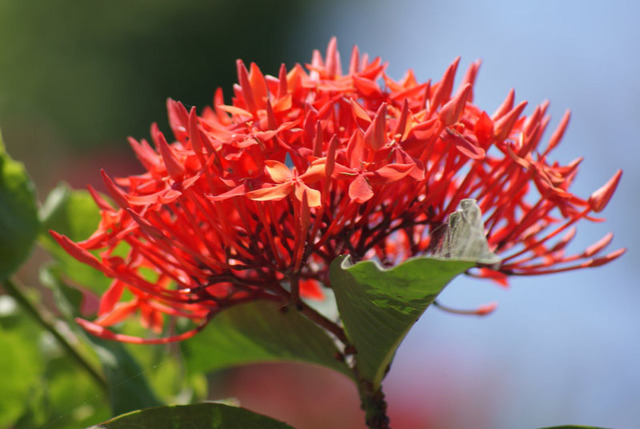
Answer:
(296, 299, 350, 346)
(2, 277, 108, 393)
(357, 375, 390, 429)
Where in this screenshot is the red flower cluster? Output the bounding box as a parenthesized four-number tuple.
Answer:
(52, 38, 623, 343)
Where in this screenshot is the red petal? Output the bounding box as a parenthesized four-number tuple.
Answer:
(156, 132, 185, 180)
(76, 317, 209, 344)
(588, 170, 622, 213)
(236, 59, 257, 114)
(353, 75, 381, 97)
(207, 184, 247, 201)
(49, 231, 105, 272)
(431, 57, 460, 109)
(445, 128, 485, 159)
(264, 160, 293, 183)
(247, 182, 293, 201)
(95, 301, 138, 327)
(368, 163, 415, 184)
(98, 280, 126, 315)
(439, 83, 472, 126)
(364, 103, 387, 151)
(474, 111, 494, 146)
(494, 101, 528, 141)
(248, 62, 268, 110)
(348, 174, 374, 203)
(544, 109, 571, 155)
(584, 233, 614, 257)
(492, 88, 515, 120)
(100, 170, 129, 209)
(294, 183, 321, 208)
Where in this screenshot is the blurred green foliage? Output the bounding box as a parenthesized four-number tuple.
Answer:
(0, 0, 311, 151)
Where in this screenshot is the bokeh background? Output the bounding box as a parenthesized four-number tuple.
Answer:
(1, 0, 638, 428)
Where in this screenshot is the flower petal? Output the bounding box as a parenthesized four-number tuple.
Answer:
(264, 160, 294, 183)
(247, 182, 293, 201)
(348, 174, 374, 203)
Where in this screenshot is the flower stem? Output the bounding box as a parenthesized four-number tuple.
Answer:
(1, 277, 108, 393)
(357, 376, 390, 429)
(296, 299, 350, 346)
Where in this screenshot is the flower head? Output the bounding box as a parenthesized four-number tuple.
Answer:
(52, 38, 624, 343)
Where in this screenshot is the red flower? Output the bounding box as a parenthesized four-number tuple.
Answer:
(52, 38, 624, 343)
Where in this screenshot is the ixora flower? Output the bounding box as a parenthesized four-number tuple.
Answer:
(52, 38, 623, 344)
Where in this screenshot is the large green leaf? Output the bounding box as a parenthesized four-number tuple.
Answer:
(330, 255, 473, 388)
(0, 132, 39, 280)
(185, 301, 352, 379)
(39, 183, 112, 293)
(91, 403, 294, 429)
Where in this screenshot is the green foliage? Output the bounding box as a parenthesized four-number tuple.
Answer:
(0, 293, 110, 429)
(0, 0, 313, 149)
(40, 253, 163, 416)
(92, 340, 163, 415)
(0, 306, 44, 427)
(39, 183, 112, 293)
(91, 403, 294, 429)
(15, 353, 111, 429)
(330, 255, 472, 388)
(185, 301, 352, 379)
(39, 185, 205, 409)
(0, 133, 39, 280)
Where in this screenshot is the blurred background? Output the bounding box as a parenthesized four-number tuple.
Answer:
(1, 0, 638, 428)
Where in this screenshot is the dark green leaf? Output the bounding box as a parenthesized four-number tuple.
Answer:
(91, 403, 295, 429)
(0, 132, 39, 280)
(330, 255, 472, 388)
(185, 301, 352, 379)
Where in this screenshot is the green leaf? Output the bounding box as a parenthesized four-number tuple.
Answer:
(91, 403, 295, 429)
(40, 263, 162, 416)
(38, 183, 112, 293)
(537, 426, 610, 429)
(92, 339, 163, 415)
(15, 353, 111, 429)
(0, 306, 45, 427)
(39, 263, 85, 321)
(0, 132, 39, 280)
(330, 255, 472, 388)
(185, 301, 352, 379)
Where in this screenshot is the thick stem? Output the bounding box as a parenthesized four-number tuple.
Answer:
(1, 277, 108, 393)
(357, 376, 390, 429)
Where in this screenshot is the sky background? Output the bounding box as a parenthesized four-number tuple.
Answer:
(1, 1, 638, 428)
(289, 1, 639, 427)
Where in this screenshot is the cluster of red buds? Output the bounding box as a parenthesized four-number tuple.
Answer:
(52, 38, 623, 343)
